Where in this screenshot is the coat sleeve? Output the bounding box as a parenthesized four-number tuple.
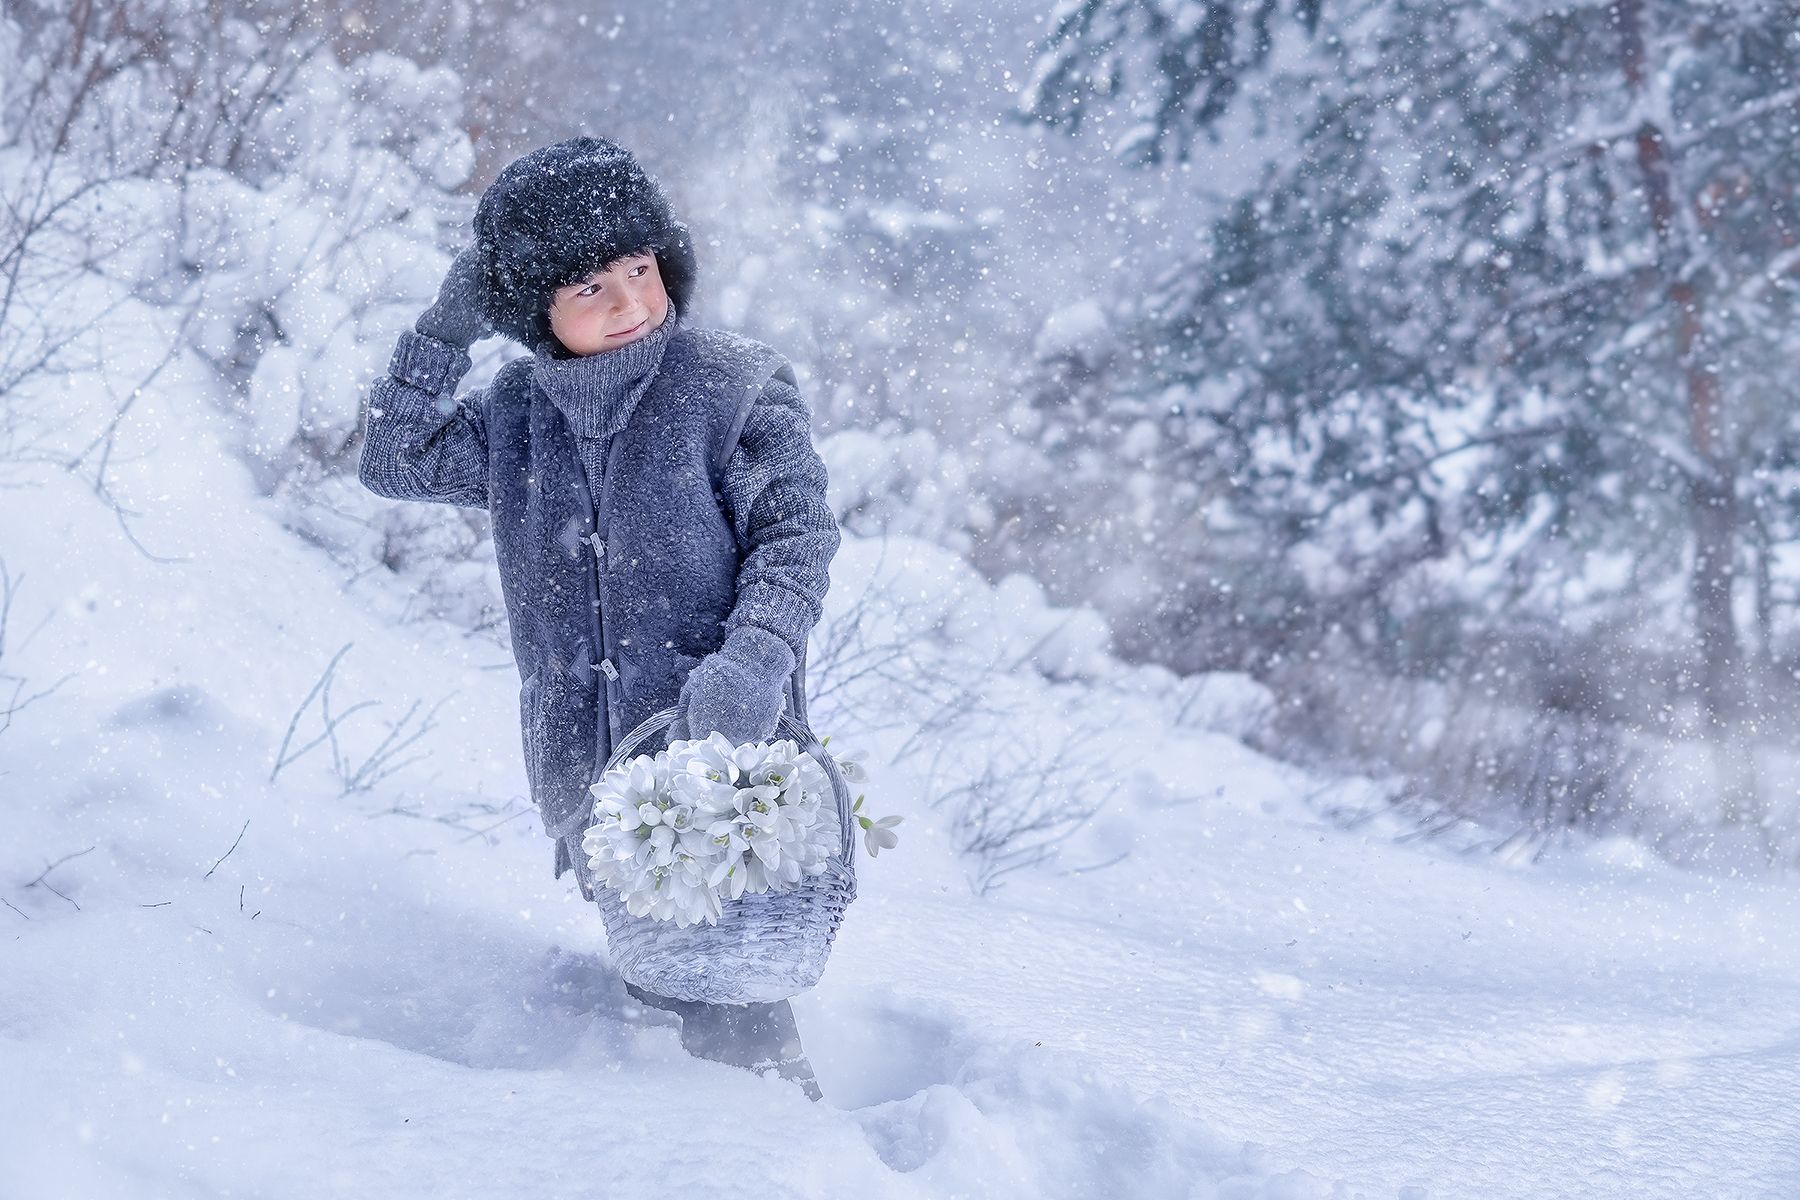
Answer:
(716, 375, 841, 664)
(357, 329, 491, 510)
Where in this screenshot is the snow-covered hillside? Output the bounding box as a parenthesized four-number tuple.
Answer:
(4, 335, 1798, 1200)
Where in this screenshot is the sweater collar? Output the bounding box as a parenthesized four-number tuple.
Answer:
(531, 300, 681, 440)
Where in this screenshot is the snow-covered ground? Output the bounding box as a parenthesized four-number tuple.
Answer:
(4, 349, 1798, 1200)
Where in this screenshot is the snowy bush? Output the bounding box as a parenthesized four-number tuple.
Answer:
(0, 1, 492, 621)
(3, 4, 468, 446)
(820, 424, 991, 554)
(277, 468, 507, 642)
(164, 47, 478, 470)
(810, 532, 1130, 892)
(1163, 671, 1278, 742)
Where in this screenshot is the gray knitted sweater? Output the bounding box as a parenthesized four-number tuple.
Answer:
(531, 301, 680, 500)
(359, 304, 837, 670)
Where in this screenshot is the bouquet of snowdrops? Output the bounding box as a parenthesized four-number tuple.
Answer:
(581, 730, 843, 927)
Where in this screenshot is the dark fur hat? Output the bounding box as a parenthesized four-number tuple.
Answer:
(473, 136, 698, 355)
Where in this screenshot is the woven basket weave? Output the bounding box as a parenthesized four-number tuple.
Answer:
(589, 704, 859, 1004)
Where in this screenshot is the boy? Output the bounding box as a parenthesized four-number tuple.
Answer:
(357, 136, 841, 1098)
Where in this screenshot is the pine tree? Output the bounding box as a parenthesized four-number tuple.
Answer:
(1021, 1, 1800, 803)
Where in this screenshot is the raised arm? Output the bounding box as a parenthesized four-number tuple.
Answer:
(357, 247, 494, 510)
(358, 335, 492, 509)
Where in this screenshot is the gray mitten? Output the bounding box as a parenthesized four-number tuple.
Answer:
(415, 246, 493, 350)
(671, 626, 795, 747)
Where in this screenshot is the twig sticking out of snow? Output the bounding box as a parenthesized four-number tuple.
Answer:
(271, 641, 453, 796)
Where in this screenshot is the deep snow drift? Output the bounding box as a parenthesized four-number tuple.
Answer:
(3, 331, 1798, 1200)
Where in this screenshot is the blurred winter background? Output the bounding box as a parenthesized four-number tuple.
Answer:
(4, 2, 1799, 1197)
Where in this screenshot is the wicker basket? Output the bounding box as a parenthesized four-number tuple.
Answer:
(588, 705, 859, 1004)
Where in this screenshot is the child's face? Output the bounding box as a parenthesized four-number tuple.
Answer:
(546, 251, 670, 356)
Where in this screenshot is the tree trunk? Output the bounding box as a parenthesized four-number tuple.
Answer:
(1617, 0, 1757, 824)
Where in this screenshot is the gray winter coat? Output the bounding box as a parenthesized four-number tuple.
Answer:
(357, 315, 843, 896)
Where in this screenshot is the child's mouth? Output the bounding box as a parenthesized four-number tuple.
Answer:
(610, 318, 646, 338)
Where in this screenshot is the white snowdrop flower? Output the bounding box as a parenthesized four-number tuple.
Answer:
(739, 854, 772, 896)
(670, 768, 734, 810)
(742, 792, 782, 831)
(834, 750, 870, 783)
(852, 793, 903, 857)
(717, 862, 744, 900)
(684, 732, 744, 785)
(597, 795, 640, 833)
(706, 817, 749, 855)
(748, 825, 784, 869)
(862, 814, 903, 857)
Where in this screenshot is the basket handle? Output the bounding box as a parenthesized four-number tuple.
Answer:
(599, 706, 855, 863)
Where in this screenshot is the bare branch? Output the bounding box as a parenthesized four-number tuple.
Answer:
(22, 844, 94, 910)
(203, 819, 249, 880)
